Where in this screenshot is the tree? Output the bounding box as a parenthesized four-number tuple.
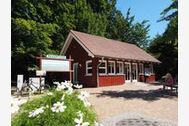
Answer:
(11, 0, 151, 81)
(148, 0, 178, 79)
(106, 8, 150, 49)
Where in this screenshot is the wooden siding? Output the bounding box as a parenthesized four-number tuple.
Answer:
(99, 75, 125, 86)
(65, 38, 97, 87)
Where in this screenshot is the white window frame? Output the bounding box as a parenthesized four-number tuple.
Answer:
(99, 60, 107, 75)
(116, 61, 124, 74)
(149, 64, 154, 74)
(86, 60, 92, 76)
(108, 61, 116, 75)
(139, 63, 144, 75)
(144, 63, 154, 75)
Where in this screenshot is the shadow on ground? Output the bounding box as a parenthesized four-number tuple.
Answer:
(95, 89, 177, 102)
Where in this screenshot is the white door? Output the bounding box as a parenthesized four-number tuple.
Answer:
(125, 63, 131, 82)
(131, 63, 138, 82)
(73, 63, 78, 84)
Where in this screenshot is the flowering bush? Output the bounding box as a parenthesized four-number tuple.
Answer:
(12, 81, 97, 126)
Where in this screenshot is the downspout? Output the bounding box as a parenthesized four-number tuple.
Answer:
(96, 57, 104, 87)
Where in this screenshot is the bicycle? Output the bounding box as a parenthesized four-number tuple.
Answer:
(17, 79, 51, 96)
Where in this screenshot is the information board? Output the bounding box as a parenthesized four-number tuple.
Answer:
(41, 59, 70, 72)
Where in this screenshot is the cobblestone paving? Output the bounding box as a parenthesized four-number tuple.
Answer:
(102, 113, 177, 126)
(116, 118, 167, 126)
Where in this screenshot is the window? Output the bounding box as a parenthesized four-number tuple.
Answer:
(108, 61, 115, 74)
(116, 62, 124, 74)
(149, 64, 154, 73)
(99, 60, 107, 75)
(139, 63, 144, 75)
(144, 63, 153, 75)
(86, 60, 92, 75)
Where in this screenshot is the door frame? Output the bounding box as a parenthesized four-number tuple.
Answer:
(73, 63, 78, 84)
(131, 63, 138, 82)
(125, 62, 131, 83)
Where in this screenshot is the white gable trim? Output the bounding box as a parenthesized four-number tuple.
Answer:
(60, 31, 94, 58)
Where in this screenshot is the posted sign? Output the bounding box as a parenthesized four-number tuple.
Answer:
(17, 75, 23, 91)
(36, 70, 46, 76)
(41, 59, 70, 72)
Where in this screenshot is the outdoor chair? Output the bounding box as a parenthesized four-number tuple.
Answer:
(162, 73, 178, 94)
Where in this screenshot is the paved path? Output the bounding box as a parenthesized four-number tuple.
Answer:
(102, 112, 177, 126)
(81, 82, 178, 126)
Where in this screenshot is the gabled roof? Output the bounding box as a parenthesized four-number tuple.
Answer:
(61, 30, 161, 63)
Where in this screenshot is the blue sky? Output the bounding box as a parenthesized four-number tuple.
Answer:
(116, 0, 172, 39)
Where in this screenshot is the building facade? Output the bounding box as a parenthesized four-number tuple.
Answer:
(60, 30, 160, 87)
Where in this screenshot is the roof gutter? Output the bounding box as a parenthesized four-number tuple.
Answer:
(95, 55, 161, 64)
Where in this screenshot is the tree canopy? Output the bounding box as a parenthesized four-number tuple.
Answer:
(148, 0, 178, 79)
(12, 0, 151, 80)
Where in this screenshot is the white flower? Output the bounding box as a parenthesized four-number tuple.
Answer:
(11, 97, 27, 114)
(46, 105, 49, 108)
(73, 84, 83, 89)
(51, 101, 67, 113)
(61, 81, 70, 88)
(11, 103, 20, 114)
(94, 121, 104, 126)
(80, 91, 90, 98)
(74, 111, 90, 126)
(66, 87, 73, 95)
(28, 106, 45, 118)
(61, 94, 65, 101)
(53, 82, 60, 86)
(76, 111, 83, 117)
(47, 92, 53, 96)
(83, 99, 91, 107)
(56, 84, 66, 91)
(77, 91, 91, 107)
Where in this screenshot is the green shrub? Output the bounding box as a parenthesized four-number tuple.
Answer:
(12, 90, 96, 126)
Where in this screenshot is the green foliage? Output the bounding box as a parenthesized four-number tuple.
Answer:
(12, 90, 96, 126)
(148, 0, 178, 79)
(158, 0, 178, 22)
(106, 8, 150, 49)
(11, 0, 151, 80)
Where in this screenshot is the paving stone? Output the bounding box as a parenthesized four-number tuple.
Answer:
(102, 113, 177, 126)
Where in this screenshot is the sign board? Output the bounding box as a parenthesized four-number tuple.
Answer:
(46, 55, 66, 59)
(41, 59, 70, 72)
(29, 77, 45, 91)
(36, 70, 46, 76)
(17, 75, 23, 91)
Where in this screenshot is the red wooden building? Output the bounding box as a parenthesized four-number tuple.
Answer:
(60, 30, 161, 87)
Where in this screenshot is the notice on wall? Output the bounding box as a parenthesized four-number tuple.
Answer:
(36, 70, 46, 76)
(41, 59, 70, 72)
(17, 75, 23, 91)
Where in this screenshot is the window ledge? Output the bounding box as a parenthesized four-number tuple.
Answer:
(139, 73, 144, 75)
(85, 74, 92, 76)
(116, 74, 125, 75)
(108, 73, 116, 75)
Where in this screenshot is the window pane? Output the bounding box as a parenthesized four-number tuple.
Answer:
(99, 62, 105, 67)
(87, 62, 92, 67)
(139, 64, 143, 74)
(87, 69, 92, 74)
(99, 69, 105, 73)
(119, 63, 123, 73)
(108, 62, 115, 74)
(116, 65, 119, 73)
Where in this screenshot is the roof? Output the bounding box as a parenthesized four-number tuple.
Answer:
(61, 30, 161, 63)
